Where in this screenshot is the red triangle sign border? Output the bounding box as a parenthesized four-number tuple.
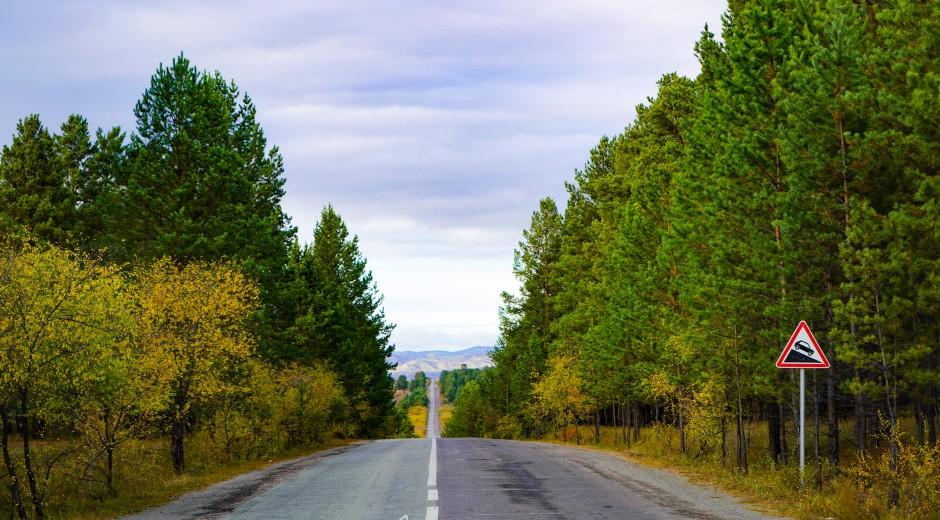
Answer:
(776, 320, 830, 369)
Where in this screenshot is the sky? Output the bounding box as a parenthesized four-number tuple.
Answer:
(0, 0, 726, 351)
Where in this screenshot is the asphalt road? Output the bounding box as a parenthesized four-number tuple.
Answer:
(125, 380, 774, 520)
(427, 378, 439, 439)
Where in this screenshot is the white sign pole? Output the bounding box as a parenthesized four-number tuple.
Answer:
(777, 321, 829, 486)
(799, 368, 805, 483)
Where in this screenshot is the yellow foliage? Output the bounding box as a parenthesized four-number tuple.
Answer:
(685, 379, 729, 459)
(135, 259, 258, 409)
(0, 243, 128, 418)
(200, 361, 349, 462)
(0, 243, 133, 511)
(647, 371, 677, 402)
(841, 427, 940, 519)
(274, 363, 350, 445)
(439, 403, 453, 433)
(408, 406, 428, 438)
(133, 259, 259, 474)
(531, 354, 590, 438)
(0, 244, 356, 509)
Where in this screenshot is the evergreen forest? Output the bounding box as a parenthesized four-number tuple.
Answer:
(446, 1, 940, 516)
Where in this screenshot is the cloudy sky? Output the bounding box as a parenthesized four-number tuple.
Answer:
(0, 0, 726, 351)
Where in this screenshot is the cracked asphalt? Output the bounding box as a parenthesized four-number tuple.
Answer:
(123, 383, 777, 520)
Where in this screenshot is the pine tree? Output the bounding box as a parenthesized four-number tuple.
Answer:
(676, 1, 804, 464)
(119, 53, 296, 359)
(290, 206, 395, 436)
(492, 197, 563, 429)
(0, 115, 73, 244)
(592, 72, 698, 450)
(872, 0, 940, 449)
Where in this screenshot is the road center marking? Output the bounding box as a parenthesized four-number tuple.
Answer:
(426, 438, 439, 520)
(426, 380, 439, 520)
(427, 437, 437, 487)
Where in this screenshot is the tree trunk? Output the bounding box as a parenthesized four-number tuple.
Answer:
(779, 401, 788, 466)
(625, 403, 631, 445)
(827, 362, 840, 467)
(19, 393, 44, 519)
(621, 403, 629, 447)
(720, 415, 727, 464)
(0, 408, 27, 520)
(928, 348, 937, 446)
(928, 385, 938, 446)
(736, 405, 748, 473)
(172, 415, 186, 475)
(914, 399, 925, 445)
(855, 370, 866, 453)
(768, 401, 782, 463)
(633, 404, 640, 442)
(678, 401, 686, 454)
(874, 302, 899, 509)
(171, 388, 189, 475)
(813, 369, 822, 488)
(103, 406, 116, 496)
(734, 345, 748, 473)
(594, 408, 600, 443)
(106, 441, 115, 496)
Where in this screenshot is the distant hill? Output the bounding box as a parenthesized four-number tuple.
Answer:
(390, 346, 493, 378)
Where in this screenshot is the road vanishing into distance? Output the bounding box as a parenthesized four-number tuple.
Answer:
(125, 380, 774, 520)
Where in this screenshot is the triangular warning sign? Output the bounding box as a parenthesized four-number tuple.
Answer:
(776, 321, 830, 368)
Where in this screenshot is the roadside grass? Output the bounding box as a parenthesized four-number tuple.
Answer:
(409, 405, 428, 438)
(6, 436, 352, 519)
(542, 420, 939, 520)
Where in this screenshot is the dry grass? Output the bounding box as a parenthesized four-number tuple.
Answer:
(5, 437, 352, 519)
(408, 405, 428, 438)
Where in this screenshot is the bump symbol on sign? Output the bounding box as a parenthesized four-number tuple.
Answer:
(776, 321, 830, 368)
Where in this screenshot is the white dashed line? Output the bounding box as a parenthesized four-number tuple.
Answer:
(427, 437, 437, 487)
(426, 380, 440, 520)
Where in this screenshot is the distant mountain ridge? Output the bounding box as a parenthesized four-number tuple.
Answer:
(390, 346, 493, 378)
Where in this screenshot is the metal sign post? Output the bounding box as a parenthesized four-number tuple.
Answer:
(799, 368, 805, 477)
(776, 321, 829, 485)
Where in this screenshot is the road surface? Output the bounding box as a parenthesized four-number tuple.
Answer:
(125, 379, 774, 520)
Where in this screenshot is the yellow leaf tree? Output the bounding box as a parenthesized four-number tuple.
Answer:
(0, 243, 126, 519)
(75, 294, 165, 497)
(135, 259, 258, 474)
(531, 354, 591, 442)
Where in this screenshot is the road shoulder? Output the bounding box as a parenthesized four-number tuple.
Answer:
(535, 440, 788, 519)
(120, 442, 365, 520)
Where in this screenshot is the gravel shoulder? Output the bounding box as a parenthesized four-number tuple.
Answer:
(527, 440, 786, 519)
(120, 442, 364, 520)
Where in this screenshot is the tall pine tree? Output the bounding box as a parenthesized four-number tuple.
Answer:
(119, 53, 297, 359)
(289, 206, 395, 436)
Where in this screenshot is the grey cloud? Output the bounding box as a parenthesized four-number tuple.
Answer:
(1, 0, 727, 349)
